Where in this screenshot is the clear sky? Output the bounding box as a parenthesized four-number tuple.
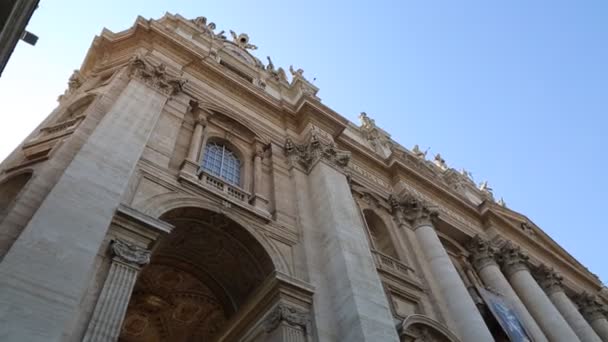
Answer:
(1, 1, 606, 283)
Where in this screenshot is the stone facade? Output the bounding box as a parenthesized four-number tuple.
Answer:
(0, 13, 606, 342)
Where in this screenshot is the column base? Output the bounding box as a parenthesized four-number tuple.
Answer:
(179, 159, 199, 180)
(250, 194, 270, 211)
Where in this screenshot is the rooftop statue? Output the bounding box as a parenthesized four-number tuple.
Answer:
(230, 30, 257, 50)
(359, 112, 376, 130)
(434, 153, 448, 170)
(479, 181, 493, 194)
(191, 16, 225, 39)
(412, 144, 427, 159)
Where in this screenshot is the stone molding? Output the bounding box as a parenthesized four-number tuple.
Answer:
(263, 303, 310, 334)
(110, 239, 152, 268)
(128, 53, 186, 96)
(466, 235, 498, 271)
(498, 243, 531, 277)
(575, 292, 608, 322)
(533, 265, 564, 295)
(389, 192, 439, 229)
(284, 132, 351, 173)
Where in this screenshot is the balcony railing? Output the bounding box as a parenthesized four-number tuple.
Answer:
(371, 250, 416, 280)
(198, 170, 250, 203)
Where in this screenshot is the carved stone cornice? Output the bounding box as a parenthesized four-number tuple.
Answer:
(575, 292, 608, 322)
(467, 235, 498, 271)
(498, 243, 531, 277)
(263, 303, 310, 334)
(110, 239, 152, 268)
(390, 192, 438, 229)
(534, 265, 564, 295)
(284, 133, 351, 173)
(128, 53, 186, 96)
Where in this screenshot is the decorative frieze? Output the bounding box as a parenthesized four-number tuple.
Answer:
(128, 53, 186, 96)
(263, 303, 310, 334)
(534, 265, 564, 295)
(466, 235, 498, 270)
(498, 243, 531, 277)
(284, 131, 351, 173)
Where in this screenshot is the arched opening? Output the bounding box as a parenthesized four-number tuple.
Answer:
(399, 314, 460, 342)
(0, 171, 33, 221)
(363, 209, 398, 259)
(200, 140, 243, 187)
(118, 207, 274, 342)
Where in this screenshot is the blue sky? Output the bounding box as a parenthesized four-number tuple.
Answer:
(1, 1, 606, 282)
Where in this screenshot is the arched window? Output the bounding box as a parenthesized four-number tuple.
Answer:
(363, 209, 399, 259)
(201, 142, 241, 185)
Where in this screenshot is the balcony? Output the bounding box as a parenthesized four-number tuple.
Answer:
(177, 163, 271, 221)
(371, 250, 420, 285)
(198, 170, 250, 203)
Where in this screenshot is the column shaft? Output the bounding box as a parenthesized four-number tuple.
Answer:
(477, 263, 548, 342)
(415, 225, 493, 342)
(82, 261, 139, 342)
(253, 153, 263, 195)
(186, 120, 204, 162)
(508, 269, 580, 342)
(589, 318, 608, 341)
(549, 291, 602, 342)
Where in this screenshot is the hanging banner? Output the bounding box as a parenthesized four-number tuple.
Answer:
(478, 287, 532, 342)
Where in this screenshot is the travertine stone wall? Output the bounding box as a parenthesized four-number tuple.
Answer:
(0, 75, 170, 342)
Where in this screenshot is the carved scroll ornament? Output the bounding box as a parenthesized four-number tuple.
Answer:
(390, 192, 439, 229)
(129, 54, 186, 96)
(263, 303, 310, 334)
(111, 239, 151, 268)
(284, 132, 351, 173)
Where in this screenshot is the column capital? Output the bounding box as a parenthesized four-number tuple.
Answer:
(498, 243, 531, 277)
(263, 303, 311, 334)
(533, 265, 564, 295)
(284, 135, 351, 174)
(389, 192, 438, 229)
(128, 53, 186, 96)
(466, 235, 498, 270)
(110, 239, 152, 268)
(575, 292, 608, 322)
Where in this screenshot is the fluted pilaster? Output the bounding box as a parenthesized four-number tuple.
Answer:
(83, 240, 151, 342)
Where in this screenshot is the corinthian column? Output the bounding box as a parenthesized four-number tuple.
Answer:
(499, 244, 581, 342)
(534, 266, 602, 342)
(396, 195, 493, 342)
(83, 239, 151, 342)
(467, 236, 548, 342)
(575, 292, 608, 341)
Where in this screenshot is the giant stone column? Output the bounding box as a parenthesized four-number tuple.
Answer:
(499, 243, 581, 342)
(534, 266, 602, 342)
(0, 54, 185, 342)
(391, 194, 494, 342)
(575, 292, 608, 341)
(286, 132, 399, 342)
(467, 236, 548, 342)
